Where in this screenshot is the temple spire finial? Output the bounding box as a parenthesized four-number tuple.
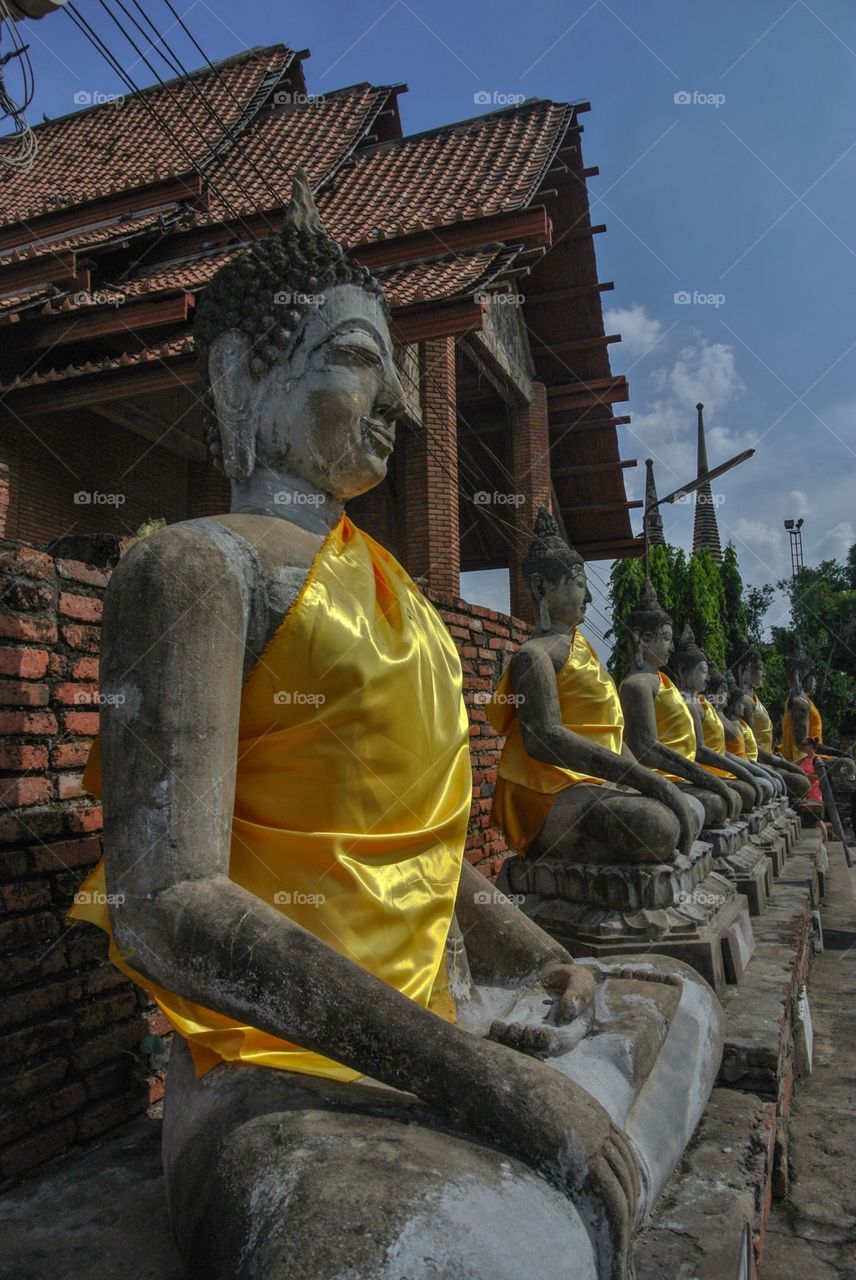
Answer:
(644, 458, 666, 547)
(691, 402, 722, 563)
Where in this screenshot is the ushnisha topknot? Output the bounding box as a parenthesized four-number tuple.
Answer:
(194, 167, 389, 470)
(627, 577, 672, 638)
(669, 622, 707, 678)
(522, 505, 584, 586)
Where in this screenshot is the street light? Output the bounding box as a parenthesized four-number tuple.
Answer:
(784, 517, 805, 582)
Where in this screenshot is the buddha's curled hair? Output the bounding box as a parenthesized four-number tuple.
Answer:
(522, 506, 584, 585)
(627, 577, 672, 638)
(670, 622, 706, 679)
(194, 168, 389, 470)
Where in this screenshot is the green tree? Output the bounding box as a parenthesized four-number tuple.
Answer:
(606, 556, 644, 683)
(684, 549, 727, 670)
(721, 542, 749, 665)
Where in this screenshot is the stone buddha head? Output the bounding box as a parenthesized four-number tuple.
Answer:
(194, 168, 407, 504)
(669, 623, 708, 695)
(522, 507, 591, 633)
(627, 578, 673, 671)
(725, 674, 750, 722)
(787, 644, 815, 698)
(733, 646, 764, 694)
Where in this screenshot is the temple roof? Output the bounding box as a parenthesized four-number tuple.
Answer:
(0, 43, 638, 560)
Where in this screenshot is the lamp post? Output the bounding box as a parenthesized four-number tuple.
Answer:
(642, 448, 755, 575)
(784, 517, 805, 586)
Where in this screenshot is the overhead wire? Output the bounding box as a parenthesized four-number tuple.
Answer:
(0, 0, 37, 171)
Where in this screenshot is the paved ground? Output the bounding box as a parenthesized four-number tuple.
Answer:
(763, 841, 856, 1279)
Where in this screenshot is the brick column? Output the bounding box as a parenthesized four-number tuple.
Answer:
(508, 381, 550, 623)
(0, 462, 9, 538)
(401, 337, 460, 597)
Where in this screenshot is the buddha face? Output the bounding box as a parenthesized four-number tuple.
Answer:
(747, 657, 764, 689)
(533, 559, 591, 629)
(682, 657, 708, 695)
(207, 284, 407, 501)
(638, 622, 673, 670)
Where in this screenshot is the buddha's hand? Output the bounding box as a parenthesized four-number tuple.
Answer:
(447, 1038, 639, 1280)
(644, 775, 697, 857)
(486, 961, 597, 1059)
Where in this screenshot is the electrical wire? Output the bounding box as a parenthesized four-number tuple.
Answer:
(0, 0, 37, 172)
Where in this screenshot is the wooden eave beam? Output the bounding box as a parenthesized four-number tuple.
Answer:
(1, 357, 198, 414)
(532, 333, 621, 358)
(390, 296, 485, 344)
(3, 293, 192, 351)
(562, 500, 642, 513)
(0, 172, 205, 256)
(552, 458, 637, 478)
(0, 250, 82, 294)
(546, 377, 629, 414)
(352, 206, 552, 269)
(549, 414, 631, 432)
(525, 281, 614, 306)
(573, 538, 644, 560)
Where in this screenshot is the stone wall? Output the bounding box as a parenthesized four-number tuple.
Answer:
(0, 537, 524, 1180)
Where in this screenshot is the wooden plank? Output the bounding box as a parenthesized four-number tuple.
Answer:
(547, 377, 629, 414)
(0, 250, 80, 295)
(3, 294, 191, 351)
(0, 172, 204, 256)
(552, 458, 637, 478)
(1, 357, 198, 414)
(531, 333, 621, 358)
(549, 414, 631, 432)
(390, 297, 484, 344)
(525, 281, 614, 305)
(564, 500, 642, 513)
(353, 206, 552, 270)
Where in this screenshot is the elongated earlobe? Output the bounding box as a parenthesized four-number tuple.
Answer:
(208, 331, 257, 481)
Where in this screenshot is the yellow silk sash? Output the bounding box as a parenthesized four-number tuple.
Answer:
(69, 515, 471, 1082)
(739, 718, 759, 762)
(654, 672, 696, 783)
(781, 696, 823, 761)
(752, 695, 774, 754)
(699, 695, 735, 779)
(485, 628, 624, 854)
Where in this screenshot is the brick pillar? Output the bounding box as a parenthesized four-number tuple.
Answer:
(508, 381, 550, 623)
(401, 337, 460, 597)
(0, 462, 9, 538)
(186, 458, 231, 520)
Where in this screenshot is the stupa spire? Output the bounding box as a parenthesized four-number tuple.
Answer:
(644, 458, 666, 546)
(691, 402, 722, 563)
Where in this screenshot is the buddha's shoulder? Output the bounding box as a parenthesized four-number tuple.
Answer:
(109, 514, 323, 598)
(510, 632, 574, 676)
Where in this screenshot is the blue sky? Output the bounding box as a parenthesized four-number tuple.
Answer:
(16, 0, 856, 653)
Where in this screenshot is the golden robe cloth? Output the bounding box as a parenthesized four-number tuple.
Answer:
(781, 696, 823, 762)
(752, 695, 774, 754)
(699, 695, 736, 779)
(68, 515, 471, 1083)
(485, 629, 624, 854)
(654, 672, 697, 783)
(739, 719, 759, 762)
(726, 726, 747, 758)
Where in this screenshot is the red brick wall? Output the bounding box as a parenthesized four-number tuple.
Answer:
(0, 535, 526, 1179)
(0, 413, 193, 544)
(0, 538, 164, 1181)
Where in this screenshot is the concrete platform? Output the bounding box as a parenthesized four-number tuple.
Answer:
(634, 828, 823, 1279)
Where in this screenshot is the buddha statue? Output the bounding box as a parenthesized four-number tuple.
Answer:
(618, 582, 741, 831)
(486, 510, 699, 866)
(66, 173, 723, 1280)
(780, 644, 849, 763)
(722, 677, 784, 803)
(668, 624, 762, 813)
(733, 648, 810, 800)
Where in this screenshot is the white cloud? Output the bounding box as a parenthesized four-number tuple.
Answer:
(603, 303, 663, 359)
